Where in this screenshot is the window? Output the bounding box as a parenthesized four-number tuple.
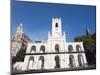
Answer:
(76, 45, 82, 52)
(27, 56, 34, 69)
(55, 23, 58, 28)
(40, 45, 45, 53)
(69, 55, 75, 67)
(31, 46, 36, 53)
(78, 54, 84, 66)
(55, 44, 59, 52)
(38, 56, 44, 69)
(55, 55, 60, 68)
(68, 45, 73, 52)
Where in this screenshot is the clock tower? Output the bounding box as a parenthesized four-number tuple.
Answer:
(52, 18, 62, 37)
(15, 23, 24, 40)
(48, 18, 66, 52)
(48, 18, 66, 40)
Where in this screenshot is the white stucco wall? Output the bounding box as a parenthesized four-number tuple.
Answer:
(13, 18, 88, 71)
(22, 53, 87, 70)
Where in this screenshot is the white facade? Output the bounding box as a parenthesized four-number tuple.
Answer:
(13, 18, 87, 70)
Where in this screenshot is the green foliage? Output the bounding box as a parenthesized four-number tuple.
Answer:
(12, 56, 16, 65)
(16, 48, 26, 61)
(12, 48, 26, 65)
(74, 33, 96, 65)
(74, 34, 96, 51)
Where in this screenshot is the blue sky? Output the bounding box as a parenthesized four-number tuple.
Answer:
(12, 1, 96, 42)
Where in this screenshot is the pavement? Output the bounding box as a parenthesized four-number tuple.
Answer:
(11, 65, 96, 75)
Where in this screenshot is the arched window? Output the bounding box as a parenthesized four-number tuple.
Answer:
(40, 45, 45, 53)
(31, 46, 36, 53)
(38, 56, 44, 69)
(55, 44, 59, 52)
(68, 45, 73, 52)
(76, 45, 82, 52)
(55, 55, 60, 68)
(69, 55, 75, 67)
(27, 56, 34, 69)
(55, 23, 58, 28)
(78, 54, 84, 66)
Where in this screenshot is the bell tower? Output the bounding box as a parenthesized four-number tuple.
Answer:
(15, 23, 24, 40)
(16, 23, 23, 34)
(52, 18, 62, 37)
(48, 18, 66, 53)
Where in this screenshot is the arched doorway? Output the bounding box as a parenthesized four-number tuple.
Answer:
(55, 44, 59, 52)
(68, 45, 73, 52)
(38, 56, 44, 69)
(27, 56, 34, 69)
(30, 46, 36, 53)
(40, 45, 45, 53)
(78, 54, 84, 66)
(69, 55, 75, 67)
(76, 45, 82, 52)
(55, 55, 60, 68)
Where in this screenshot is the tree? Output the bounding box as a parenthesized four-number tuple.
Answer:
(74, 33, 96, 65)
(12, 48, 26, 65)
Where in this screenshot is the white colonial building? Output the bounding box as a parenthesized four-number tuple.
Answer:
(13, 18, 87, 71)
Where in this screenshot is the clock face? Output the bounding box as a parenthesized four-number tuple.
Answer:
(55, 32, 60, 36)
(55, 28, 58, 31)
